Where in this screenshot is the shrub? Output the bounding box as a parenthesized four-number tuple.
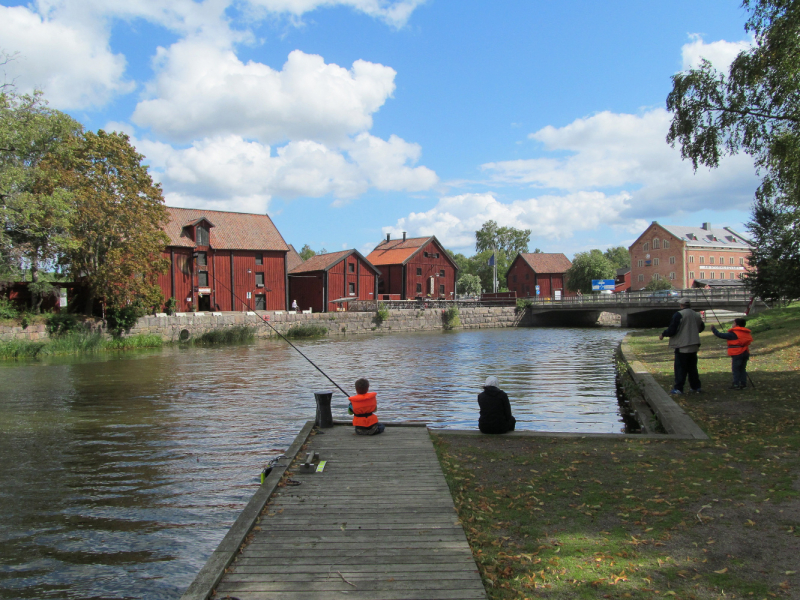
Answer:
(375, 302, 390, 324)
(442, 306, 461, 330)
(194, 326, 255, 345)
(106, 304, 146, 334)
(285, 323, 328, 338)
(164, 297, 177, 315)
(0, 297, 19, 320)
(516, 298, 533, 313)
(46, 313, 82, 336)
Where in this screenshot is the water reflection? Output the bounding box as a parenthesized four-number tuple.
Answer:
(0, 326, 628, 599)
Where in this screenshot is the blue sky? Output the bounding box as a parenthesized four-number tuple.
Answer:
(1, 0, 760, 258)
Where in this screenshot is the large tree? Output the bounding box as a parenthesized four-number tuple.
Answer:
(604, 246, 630, 270)
(53, 130, 169, 312)
(564, 250, 615, 294)
(0, 90, 82, 302)
(666, 0, 800, 300)
(475, 220, 531, 255)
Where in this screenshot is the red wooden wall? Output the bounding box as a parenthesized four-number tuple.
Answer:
(506, 260, 571, 298)
(404, 241, 456, 299)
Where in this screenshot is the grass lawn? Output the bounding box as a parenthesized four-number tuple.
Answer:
(432, 302, 800, 599)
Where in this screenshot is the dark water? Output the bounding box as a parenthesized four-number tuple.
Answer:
(0, 327, 629, 599)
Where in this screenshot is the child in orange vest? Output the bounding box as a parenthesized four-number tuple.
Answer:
(711, 318, 753, 390)
(348, 378, 385, 435)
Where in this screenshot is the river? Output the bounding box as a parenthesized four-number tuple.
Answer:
(0, 326, 630, 599)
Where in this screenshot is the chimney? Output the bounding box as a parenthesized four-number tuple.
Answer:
(386, 233, 390, 242)
(701, 222, 711, 230)
(403, 231, 407, 242)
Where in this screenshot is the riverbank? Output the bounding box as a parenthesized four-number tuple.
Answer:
(433, 302, 800, 599)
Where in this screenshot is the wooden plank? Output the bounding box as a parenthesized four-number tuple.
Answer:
(201, 424, 487, 600)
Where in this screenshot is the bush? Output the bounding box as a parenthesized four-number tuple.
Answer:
(164, 297, 177, 315)
(46, 313, 83, 336)
(0, 297, 19, 320)
(516, 298, 533, 313)
(194, 326, 255, 345)
(442, 306, 461, 330)
(106, 304, 146, 334)
(285, 323, 328, 338)
(375, 302, 390, 324)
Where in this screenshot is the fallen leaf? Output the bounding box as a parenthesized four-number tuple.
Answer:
(714, 568, 728, 574)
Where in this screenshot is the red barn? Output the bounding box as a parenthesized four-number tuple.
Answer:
(367, 234, 458, 300)
(159, 207, 289, 312)
(288, 250, 380, 313)
(506, 253, 572, 298)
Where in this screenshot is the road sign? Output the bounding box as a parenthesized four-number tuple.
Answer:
(592, 279, 616, 291)
(535, 285, 540, 296)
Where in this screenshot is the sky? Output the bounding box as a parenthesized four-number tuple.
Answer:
(0, 0, 762, 259)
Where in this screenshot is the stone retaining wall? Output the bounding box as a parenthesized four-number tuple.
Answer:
(0, 323, 48, 342)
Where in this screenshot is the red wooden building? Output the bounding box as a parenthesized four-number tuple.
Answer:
(159, 207, 290, 312)
(367, 234, 458, 300)
(506, 253, 572, 298)
(288, 250, 380, 313)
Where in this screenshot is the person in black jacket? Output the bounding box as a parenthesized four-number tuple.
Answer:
(477, 376, 516, 434)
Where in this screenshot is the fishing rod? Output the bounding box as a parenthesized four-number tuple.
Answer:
(208, 271, 350, 398)
(696, 286, 756, 388)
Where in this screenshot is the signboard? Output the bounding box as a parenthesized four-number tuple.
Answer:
(554, 290, 561, 300)
(199, 287, 211, 294)
(592, 279, 616, 291)
(535, 285, 540, 296)
(59, 288, 68, 308)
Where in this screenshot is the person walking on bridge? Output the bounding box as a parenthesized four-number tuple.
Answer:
(659, 297, 705, 395)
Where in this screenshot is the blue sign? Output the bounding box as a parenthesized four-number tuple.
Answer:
(535, 285, 540, 296)
(591, 279, 616, 291)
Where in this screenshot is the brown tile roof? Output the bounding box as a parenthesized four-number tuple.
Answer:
(286, 244, 304, 272)
(289, 250, 381, 275)
(518, 253, 572, 274)
(367, 236, 430, 265)
(164, 207, 289, 251)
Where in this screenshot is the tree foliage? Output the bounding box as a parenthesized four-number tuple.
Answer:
(475, 220, 531, 255)
(603, 245, 630, 270)
(457, 273, 482, 296)
(52, 130, 169, 312)
(666, 0, 800, 299)
(642, 278, 675, 291)
(564, 249, 615, 294)
(298, 244, 316, 260)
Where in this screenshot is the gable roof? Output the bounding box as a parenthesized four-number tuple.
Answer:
(635, 221, 753, 250)
(289, 249, 381, 276)
(366, 236, 458, 269)
(515, 253, 572, 274)
(164, 207, 289, 251)
(286, 244, 304, 272)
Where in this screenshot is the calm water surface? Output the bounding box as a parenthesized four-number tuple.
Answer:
(0, 327, 629, 599)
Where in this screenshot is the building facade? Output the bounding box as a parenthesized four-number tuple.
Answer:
(505, 253, 573, 298)
(629, 222, 753, 291)
(367, 234, 458, 300)
(288, 250, 380, 313)
(159, 207, 290, 312)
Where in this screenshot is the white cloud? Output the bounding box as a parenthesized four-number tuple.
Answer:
(243, 0, 425, 28)
(132, 44, 397, 144)
(0, 5, 133, 109)
(133, 131, 437, 211)
(383, 191, 632, 250)
(681, 33, 752, 72)
(483, 108, 758, 218)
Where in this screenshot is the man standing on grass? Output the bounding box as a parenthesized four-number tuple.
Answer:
(659, 297, 705, 395)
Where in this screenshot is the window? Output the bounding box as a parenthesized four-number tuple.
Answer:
(710, 272, 715, 279)
(198, 271, 209, 286)
(638, 274, 644, 282)
(664, 240, 670, 249)
(439, 269, 445, 277)
(739, 272, 745, 279)
(256, 272, 264, 286)
(439, 284, 445, 294)
(654, 258, 660, 266)
(416, 267, 422, 276)
(709, 256, 715, 264)
(689, 271, 695, 279)
(719, 256, 725, 264)
(513, 275, 517, 283)
(739, 257, 744, 265)
(729, 257, 734, 265)
(255, 254, 263, 265)
(729, 272, 736, 279)
(254, 294, 266, 310)
(416, 283, 422, 293)
(196, 225, 209, 246)
(435, 253, 440, 258)
(349, 282, 355, 295)
(653, 273, 660, 280)
(196, 251, 207, 266)
(699, 256, 705, 264)
(643, 242, 649, 251)
(525, 273, 530, 280)
(669, 272, 676, 280)
(348, 263, 355, 273)
(637, 259, 644, 267)
(652, 238, 660, 249)
(689, 255, 695, 263)
(669, 256, 676, 264)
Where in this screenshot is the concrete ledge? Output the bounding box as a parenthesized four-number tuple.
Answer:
(331, 419, 430, 427)
(619, 338, 709, 440)
(179, 420, 315, 600)
(432, 429, 697, 440)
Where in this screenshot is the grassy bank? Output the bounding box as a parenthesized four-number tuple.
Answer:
(433, 302, 800, 599)
(0, 332, 165, 359)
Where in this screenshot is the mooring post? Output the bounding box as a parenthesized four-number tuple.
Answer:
(314, 391, 334, 428)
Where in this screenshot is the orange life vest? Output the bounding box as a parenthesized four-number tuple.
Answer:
(349, 392, 378, 428)
(727, 326, 752, 356)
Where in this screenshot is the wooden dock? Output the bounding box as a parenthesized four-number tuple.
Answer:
(211, 424, 486, 600)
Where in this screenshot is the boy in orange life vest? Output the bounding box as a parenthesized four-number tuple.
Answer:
(348, 378, 385, 436)
(711, 318, 753, 390)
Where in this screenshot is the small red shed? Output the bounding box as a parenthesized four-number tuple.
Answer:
(159, 207, 290, 312)
(288, 250, 380, 313)
(367, 234, 458, 300)
(506, 253, 573, 298)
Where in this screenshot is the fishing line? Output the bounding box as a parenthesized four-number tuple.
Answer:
(208, 271, 350, 397)
(696, 286, 756, 388)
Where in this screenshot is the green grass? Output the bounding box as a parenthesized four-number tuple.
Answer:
(191, 325, 255, 345)
(0, 332, 164, 359)
(433, 302, 800, 599)
(284, 323, 328, 338)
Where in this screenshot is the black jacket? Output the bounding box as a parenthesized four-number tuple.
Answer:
(477, 386, 516, 434)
